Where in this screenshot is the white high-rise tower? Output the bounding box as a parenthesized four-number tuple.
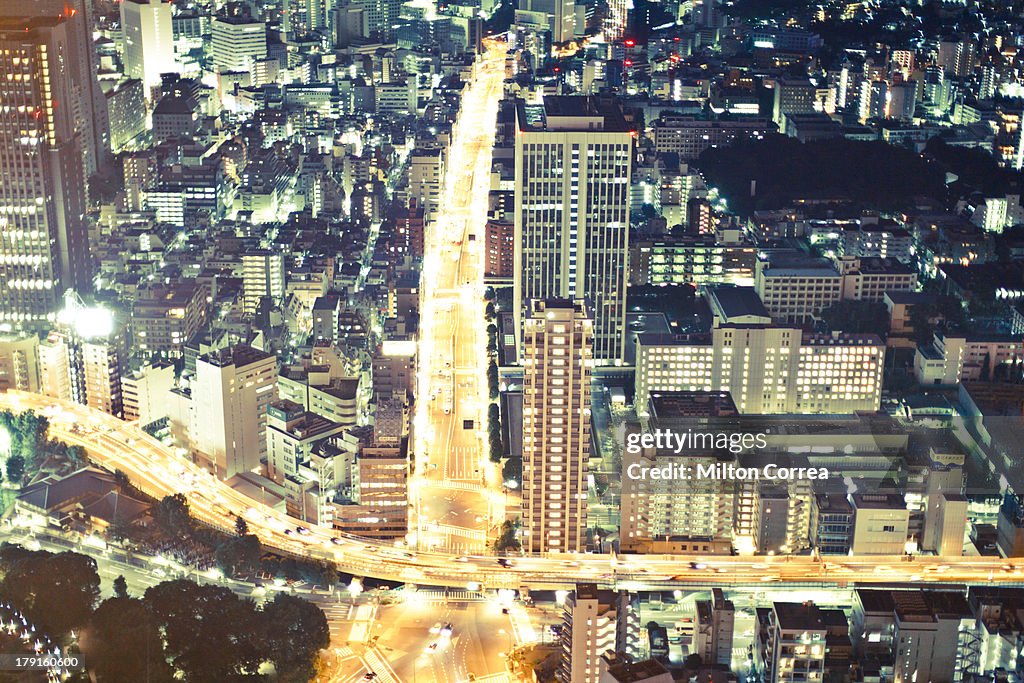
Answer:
(513, 96, 633, 365)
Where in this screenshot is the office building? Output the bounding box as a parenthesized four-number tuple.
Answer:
(635, 289, 885, 414)
(355, 0, 403, 41)
(518, 0, 576, 43)
(190, 344, 278, 477)
(772, 78, 817, 128)
(514, 96, 632, 364)
(810, 494, 853, 555)
(348, 443, 409, 538)
(559, 584, 633, 683)
(120, 0, 176, 97)
(130, 283, 209, 360)
(0, 0, 109, 175)
(278, 366, 361, 427)
(102, 78, 147, 152)
(372, 340, 417, 401)
(854, 589, 972, 683)
(121, 361, 175, 425)
(408, 149, 444, 223)
(266, 400, 348, 519)
(210, 5, 267, 74)
(755, 254, 916, 323)
(522, 299, 592, 554)
(0, 16, 93, 326)
(850, 494, 911, 555)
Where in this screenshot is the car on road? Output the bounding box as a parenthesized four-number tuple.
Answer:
(331, 537, 345, 545)
(453, 556, 469, 562)
(440, 623, 453, 637)
(362, 673, 377, 680)
(689, 561, 707, 570)
(497, 558, 513, 567)
(430, 622, 442, 634)
(296, 526, 311, 535)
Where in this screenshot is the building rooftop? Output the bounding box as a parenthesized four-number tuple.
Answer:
(200, 343, 274, 369)
(773, 602, 828, 632)
(648, 391, 739, 419)
(516, 96, 630, 133)
(707, 286, 770, 324)
(602, 658, 672, 683)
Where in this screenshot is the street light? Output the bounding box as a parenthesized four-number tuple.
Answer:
(348, 577, 363, 604)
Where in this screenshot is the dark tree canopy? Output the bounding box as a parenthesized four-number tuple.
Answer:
(695, 136, 945, 215)
(0, 546, 100, 637)
(144, 580, 263, 682)
(153, 493, 192, 537)
(83, 597, 173, 683)
(261, 593, 330, 683)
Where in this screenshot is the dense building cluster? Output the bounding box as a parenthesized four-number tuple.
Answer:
(4, 0, 1024, 679)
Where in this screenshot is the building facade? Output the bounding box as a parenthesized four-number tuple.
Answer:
(522, 299, 592, 554)
(514, 96, 632, 364)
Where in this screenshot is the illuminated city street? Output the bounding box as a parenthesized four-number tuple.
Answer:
(411, 38, 510, 555)
(4, 390, 1024, 596)
(4, 0, 1024, 678)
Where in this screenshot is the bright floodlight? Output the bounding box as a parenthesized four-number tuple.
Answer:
(58, 292, 114, 339)
(347, 578, 363, 598)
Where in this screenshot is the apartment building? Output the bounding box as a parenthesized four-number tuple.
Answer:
(650, 115, 771, 160)
(558, 585, 633, 683)
(522, 299, 592, 554)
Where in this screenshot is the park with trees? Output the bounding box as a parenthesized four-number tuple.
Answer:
(0, 541, 330, 682)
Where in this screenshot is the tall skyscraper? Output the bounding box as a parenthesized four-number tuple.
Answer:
(521, 299, 591, 554)
(0, 0, 110, 176)
(120, 0, 176, 98)
(0, 16, 93, 326)
(513, 96, 632, 364)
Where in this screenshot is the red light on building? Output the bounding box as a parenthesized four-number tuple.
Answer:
(624, 39, 635, 47)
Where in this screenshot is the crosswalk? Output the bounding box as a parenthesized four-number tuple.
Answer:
(413, 590, 487, 602)
(424, 523, 487, 542)
(421, 480, 484, 493)
(364, 650, 399, 683)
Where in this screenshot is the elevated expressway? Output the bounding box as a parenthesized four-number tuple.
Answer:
(4, 390, 1023, 592)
